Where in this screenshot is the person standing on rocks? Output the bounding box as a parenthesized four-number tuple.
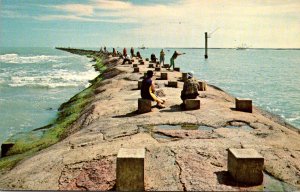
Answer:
(169, 50, 185, 70)
(160, 49, 165, 66)
(141, 70, 165, 108)
(130, 47, 135, 58)
(123, 48, 127, 56)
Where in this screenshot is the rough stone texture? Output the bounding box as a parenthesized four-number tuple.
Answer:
(228, 148, 264, 185)
(174, 67, 180, 72)
(155, 67, 161, 71)
(133, 67, 139, 73)
(184, 99, 200, 110)
(0, 53, 299, 191)
(168, 81, 178, 88)
(198, 80, 207, 91)
(117, 148, 145, 191)
(161, 73, 168, 80)
(236, 98, 252, 113)
(138, 98, 152, 113)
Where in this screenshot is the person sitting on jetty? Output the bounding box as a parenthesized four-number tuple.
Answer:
(181, 72, 200, 101)
(141, 70, 165, 108)
(136, 51, 142, 59)
(169, 50, 185, 70)
(130, 47, 135, 58)
(122, 54, 131, 64)
(151, 53, 157, 63)
(160, 49, 165, 66)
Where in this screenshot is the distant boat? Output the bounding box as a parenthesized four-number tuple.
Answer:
(139, 44, 146, 49)
(236, 44, 249, 50)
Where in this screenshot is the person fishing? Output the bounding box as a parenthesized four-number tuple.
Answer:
(169, 50, 185, 70)
(141, 70, 166, 108)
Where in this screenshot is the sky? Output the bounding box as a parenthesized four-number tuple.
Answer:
(1, 0, 300, 48)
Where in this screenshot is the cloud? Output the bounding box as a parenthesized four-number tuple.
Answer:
(51, 4, 94, 16)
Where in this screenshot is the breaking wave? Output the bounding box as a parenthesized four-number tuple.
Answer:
(9, 69, 98, 88)
(0, 53, 67, 64)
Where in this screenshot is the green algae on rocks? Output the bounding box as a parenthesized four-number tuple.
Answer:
(0, 49, 108, 172)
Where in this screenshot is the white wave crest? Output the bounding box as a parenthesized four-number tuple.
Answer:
(0, 53, 66, 64)
(9, 69, 98, 88)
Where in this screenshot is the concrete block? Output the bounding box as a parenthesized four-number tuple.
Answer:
(117, 148, 145, 191)
(1, 142, 14, 157)
(133, 64, 138, 68)
(155, 67, 161, 71)
(138, 98, 152, 113)
(148, 64, 154, 68)
(198, 81, 207, 91)
(138, 80, 142, 89)
(228, 148, 264, 185)
(236, 98, 252, 113)
(163, 64, 170, 68)
(182, 73, 188, 82)
(184, 99, 200, 110)
(161, 72, 168, 80)
(174, 67, 180, 72)
(168, 81, 178, 88)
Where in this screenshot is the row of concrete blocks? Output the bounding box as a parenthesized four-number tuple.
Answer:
(117, 148, 264, 191)
(138, 97, 252, 113)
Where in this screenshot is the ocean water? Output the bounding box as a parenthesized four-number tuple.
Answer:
(0, 47, 299, 145)
(0, 47, 98, 144)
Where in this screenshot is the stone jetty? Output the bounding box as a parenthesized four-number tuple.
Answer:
(0, 48, 299, 191)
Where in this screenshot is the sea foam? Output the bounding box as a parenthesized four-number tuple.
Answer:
(0, 53, 67, 64)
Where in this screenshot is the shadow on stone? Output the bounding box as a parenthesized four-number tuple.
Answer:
(112, 111, 140, 118)
(160, 104, 181, 112)
(215, 171, 261, 187)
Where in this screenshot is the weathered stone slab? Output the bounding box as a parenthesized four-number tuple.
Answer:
(182, 73, 188, 82)
(228, 148, 264, 185)
(117, 148, 145, 191)
(198, 81, 207, 91)
(138, 80, 143, 89)
(161, 73, 168, 80)
(184, 99, 200, 110)
(138, 98, 152, 113)
(148, 64, 154, 68)
(174, 67, 180, 72)
(133, 64, 138, 68)
(163, 64, 170, 68)
(155, 67, 161, 71)
(236, 98, 252, 113)
(168, 81, 178, 88)
(133, 67, 139, 73)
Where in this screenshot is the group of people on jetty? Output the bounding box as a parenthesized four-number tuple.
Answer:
(100, 47, 199, 109)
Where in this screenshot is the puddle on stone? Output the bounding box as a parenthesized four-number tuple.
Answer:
(224, 125, 253, 131)
(155, 124, 215, 131)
